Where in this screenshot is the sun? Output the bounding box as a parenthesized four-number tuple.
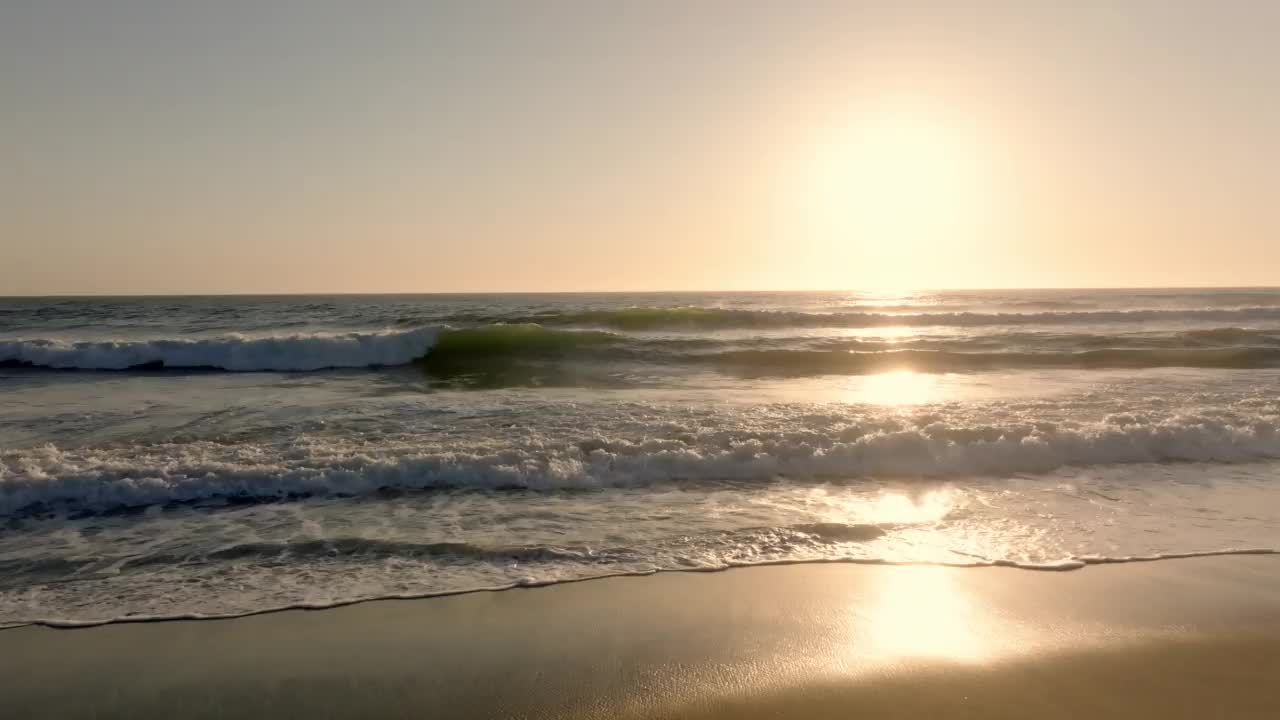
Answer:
(784, 101, 995, 288)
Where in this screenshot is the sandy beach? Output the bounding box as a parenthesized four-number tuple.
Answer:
(4, 556, 1279, 719)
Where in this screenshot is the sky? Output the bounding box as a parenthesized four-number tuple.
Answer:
(3, 1, 1278, 294)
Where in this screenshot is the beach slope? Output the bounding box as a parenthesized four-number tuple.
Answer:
(3, 557, 1279, 719)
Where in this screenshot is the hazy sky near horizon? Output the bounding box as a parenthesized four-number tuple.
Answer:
(3, 1, 1278, 294)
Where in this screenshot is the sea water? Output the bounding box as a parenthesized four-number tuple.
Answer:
(2, 289, 1279, 625)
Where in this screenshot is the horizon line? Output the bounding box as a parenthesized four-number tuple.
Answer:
(2, 284, 1278, 299)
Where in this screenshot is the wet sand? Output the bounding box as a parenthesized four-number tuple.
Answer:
(3, 556, 1280, 719)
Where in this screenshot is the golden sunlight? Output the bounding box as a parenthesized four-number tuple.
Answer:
(844, 369, 937, 405)
(861, 489, 955, 525)
(862, 566, 988, 661)
(789, 100, 995, 288)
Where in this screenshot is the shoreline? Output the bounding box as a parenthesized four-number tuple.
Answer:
(5, 547, 1278, 631)
(4, 555, 1279, 718)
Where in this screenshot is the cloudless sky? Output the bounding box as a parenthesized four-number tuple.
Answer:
(3, 1, 1278, 294)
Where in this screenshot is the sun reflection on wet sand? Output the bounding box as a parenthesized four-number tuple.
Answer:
(858, 566, 990, 662)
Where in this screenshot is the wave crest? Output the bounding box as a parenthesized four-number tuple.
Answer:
(0, 325, 628, 374)
(8, 324, 1280, 377)
(0, 328, 441, 371)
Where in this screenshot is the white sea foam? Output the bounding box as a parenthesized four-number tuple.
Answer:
(4, 411, 1279, 516)
(8, 548, 1277, 630)
(0, 327, 440, 371)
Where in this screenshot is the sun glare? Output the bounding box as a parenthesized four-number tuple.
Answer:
(861, 489, 955, 525)
(845, 369, 937, 405)
(862, 566, 989, 661)
(788, 101, 995, 288)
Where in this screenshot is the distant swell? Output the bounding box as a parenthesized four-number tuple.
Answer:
(507, 306, 1280, 330)
(709, 347, 1280, 375)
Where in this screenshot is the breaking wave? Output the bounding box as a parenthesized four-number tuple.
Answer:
(0, 325, 616, 373)
(5, 323, 1280, 377)
(0, 328, 441, 371)
(5, 412, 1279, 516)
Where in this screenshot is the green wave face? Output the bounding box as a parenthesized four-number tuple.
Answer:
(430, 324, 617, 356)
(417, 324, 620, 387)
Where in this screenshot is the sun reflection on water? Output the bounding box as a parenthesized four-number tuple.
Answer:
(861, 489, 955, 525)
(845, 369, 937, 405)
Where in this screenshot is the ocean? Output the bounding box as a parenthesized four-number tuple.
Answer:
(2, 289, 1279, 626)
